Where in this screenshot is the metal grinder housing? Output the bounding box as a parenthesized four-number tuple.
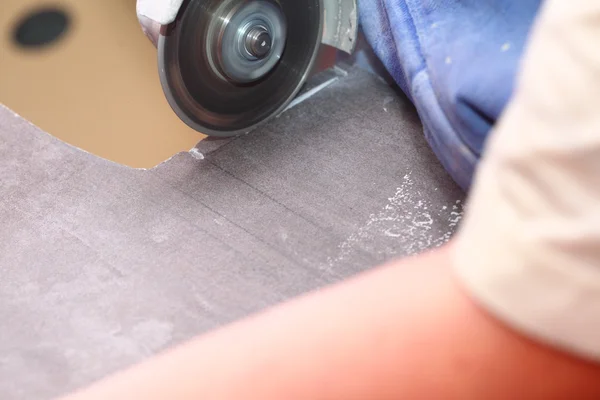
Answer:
(137, 0, 358, 137)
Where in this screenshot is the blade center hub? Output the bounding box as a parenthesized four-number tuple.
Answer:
(244, 26, 272, 59)
(210, 0, 287, 84)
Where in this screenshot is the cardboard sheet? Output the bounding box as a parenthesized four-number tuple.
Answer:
(0, 0, 204, 169)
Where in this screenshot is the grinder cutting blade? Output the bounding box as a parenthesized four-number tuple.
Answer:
(137, 0, 357, 137)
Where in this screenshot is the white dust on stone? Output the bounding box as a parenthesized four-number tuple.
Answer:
(383, 96, 394, 112)
(284, 76, 340, 112)
(189, 148, 205, 160)
(324, 173, 463, 270)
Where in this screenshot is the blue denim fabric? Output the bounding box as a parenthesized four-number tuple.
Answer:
(358, 0, 541, 190)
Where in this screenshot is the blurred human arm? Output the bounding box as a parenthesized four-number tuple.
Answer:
(59, 245, 600, 400)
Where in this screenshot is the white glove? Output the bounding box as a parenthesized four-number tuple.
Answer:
(136, 0, 185, 25)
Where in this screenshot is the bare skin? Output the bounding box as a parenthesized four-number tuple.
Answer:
(59, 244, 600, 400)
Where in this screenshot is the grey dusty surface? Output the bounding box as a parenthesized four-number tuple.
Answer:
(0, 67, 464, 399)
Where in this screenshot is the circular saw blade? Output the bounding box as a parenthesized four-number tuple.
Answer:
(157, 0, 323, 137)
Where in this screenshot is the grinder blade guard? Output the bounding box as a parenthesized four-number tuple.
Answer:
(137, 0, 358, 137)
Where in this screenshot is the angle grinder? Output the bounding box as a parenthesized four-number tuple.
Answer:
(137, 0, 358, 137)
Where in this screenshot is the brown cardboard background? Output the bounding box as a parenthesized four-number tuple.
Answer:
(0, 0, 205, 168)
